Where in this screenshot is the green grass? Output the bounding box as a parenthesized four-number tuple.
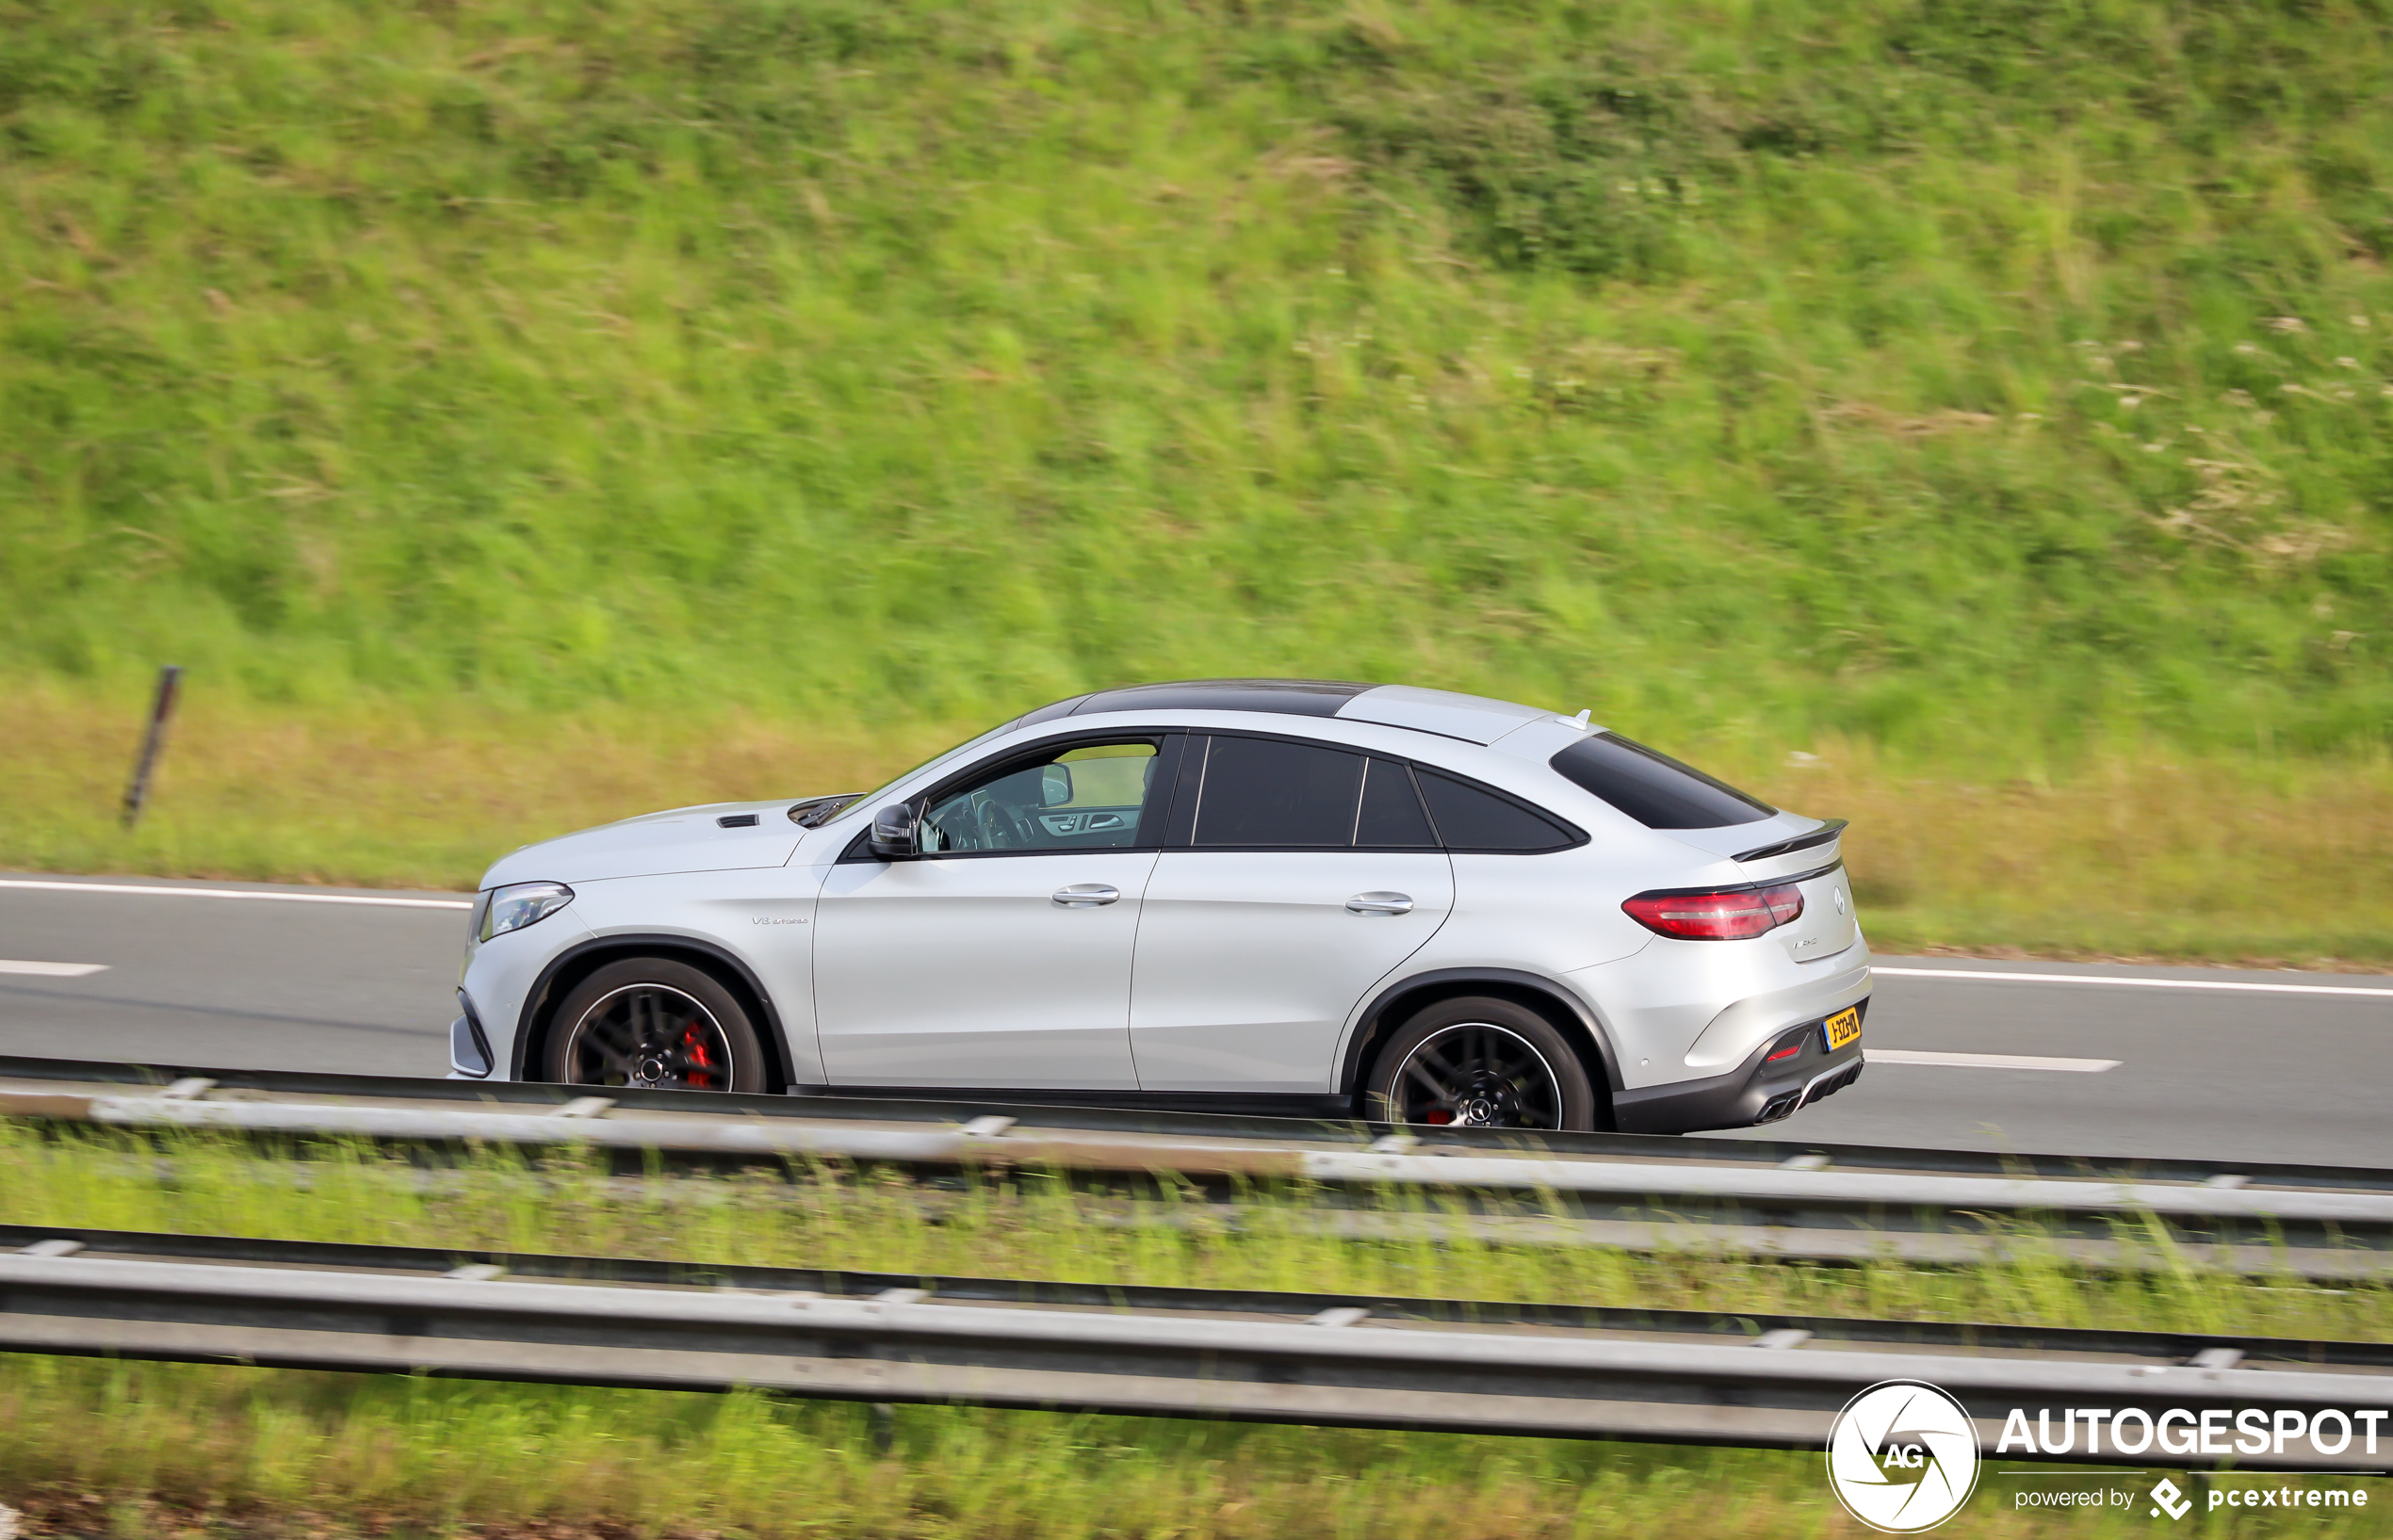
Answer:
(0, 1364, 1806, 1540)
(8, 0, 2393, 959)
(3, 0, 2391, 760)
(6, 1363, 2384, 1540)
(37, 1364, 2388, 1540)
(7, 2, 2393, 957)
(2, 1124, 2387, 1536)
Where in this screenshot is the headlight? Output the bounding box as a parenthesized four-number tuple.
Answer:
(479, 881, 575, 941)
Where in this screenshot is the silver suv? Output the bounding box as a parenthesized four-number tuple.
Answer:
(450, 680, 1869, 1133)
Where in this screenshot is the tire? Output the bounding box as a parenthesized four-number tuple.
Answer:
(541, 957, 769, 1093)
(1362, 996, 1598, 1132)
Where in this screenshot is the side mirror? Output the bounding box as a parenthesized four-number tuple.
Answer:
(866, 803, 919, 860)
(1040, 765, 1073, 807)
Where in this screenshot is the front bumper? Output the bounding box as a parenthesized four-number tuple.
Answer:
(1612, 998, 1867, 1134)
(448, 990, 495, 1078)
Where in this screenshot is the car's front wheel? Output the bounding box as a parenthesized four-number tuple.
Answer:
(1362, 997, 1598, 1132)
(542, 957, 768, 1093)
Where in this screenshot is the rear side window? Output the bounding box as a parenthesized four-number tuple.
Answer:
(1549, 733, 1775, 830)
(1355, 758, 1437, 848)
(1416, 770, 1577, 852)
(1193, 737, 1364, 847)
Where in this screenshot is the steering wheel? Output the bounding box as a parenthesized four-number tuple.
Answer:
(976, 798, 1038, 849)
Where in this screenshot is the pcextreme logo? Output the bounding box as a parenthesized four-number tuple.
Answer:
(1827, 1380, 1982, 1532)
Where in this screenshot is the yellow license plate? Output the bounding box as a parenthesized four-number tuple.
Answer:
(1822, 1007, 1863, 1052)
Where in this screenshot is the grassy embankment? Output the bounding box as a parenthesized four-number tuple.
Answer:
(6, 2, 2393, 959)
(2, 1124, 2386, 1538)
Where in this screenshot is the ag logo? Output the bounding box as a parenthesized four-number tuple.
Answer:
(1826, 1379, 1981, 1532)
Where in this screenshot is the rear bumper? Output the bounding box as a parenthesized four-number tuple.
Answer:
(1612, 999, 1867, 1134)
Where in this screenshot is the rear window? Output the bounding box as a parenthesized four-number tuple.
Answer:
(1549, 734, 1775, 830)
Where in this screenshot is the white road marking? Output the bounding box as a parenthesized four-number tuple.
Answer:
(0, 879, 471, 911)
(0, 961, 108, 978)
(1868, 1048, 2121, 1073)
(1874, 965, 2393, 998)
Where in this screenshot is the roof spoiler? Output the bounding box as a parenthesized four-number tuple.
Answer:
(1733, 818, 1848, 864)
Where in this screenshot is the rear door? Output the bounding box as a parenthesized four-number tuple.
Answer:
(1129, 736, 1453, 1092)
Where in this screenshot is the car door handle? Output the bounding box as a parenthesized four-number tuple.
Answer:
(1052, 883, 1120, 907)
(1345, 891, 1414, 916)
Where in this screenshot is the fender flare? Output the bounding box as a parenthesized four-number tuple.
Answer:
(1337, 966, 1625, 1102)
(511, 932, 797, 1090)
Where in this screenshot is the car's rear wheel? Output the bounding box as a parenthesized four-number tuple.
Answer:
(542, 958, 768, 1093)
(1363, 996, 1597, 1132)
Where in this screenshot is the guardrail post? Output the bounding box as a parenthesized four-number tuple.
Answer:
(120, 665, 184, 830)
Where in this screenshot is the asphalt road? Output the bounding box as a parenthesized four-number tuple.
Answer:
(0, 874, 470, 1079)
(2, 872, 2385, 1166)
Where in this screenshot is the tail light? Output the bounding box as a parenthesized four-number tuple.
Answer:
(1622, 883, 1804, 941)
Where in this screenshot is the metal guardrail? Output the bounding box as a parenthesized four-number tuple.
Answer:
(4, 1056, 2392, 1275)
(8, 1052, 2391, 1188)
(1, 1225, 2386, 1468)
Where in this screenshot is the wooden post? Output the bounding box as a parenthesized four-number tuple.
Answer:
(120, 665, 183, 830)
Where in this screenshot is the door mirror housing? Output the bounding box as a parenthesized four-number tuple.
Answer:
(1040, 765, 1073, 807)
(867, 803, 920, 860)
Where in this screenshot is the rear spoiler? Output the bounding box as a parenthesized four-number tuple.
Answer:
(1733, 818, 1847, 865)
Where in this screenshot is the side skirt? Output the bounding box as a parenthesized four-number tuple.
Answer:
(795, 1085, 1358, 1121)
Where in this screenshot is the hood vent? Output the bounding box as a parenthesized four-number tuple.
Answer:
(716, 813, 761, 829)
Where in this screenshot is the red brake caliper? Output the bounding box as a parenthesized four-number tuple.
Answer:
(679, 1024, 717, 1089)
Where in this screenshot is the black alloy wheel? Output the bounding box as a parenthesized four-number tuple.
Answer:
(542, 957, 768, 1093)
(1363, 996, 1599, 1132)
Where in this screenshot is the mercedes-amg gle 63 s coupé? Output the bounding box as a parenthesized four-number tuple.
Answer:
(450, 681, 1868, 1133)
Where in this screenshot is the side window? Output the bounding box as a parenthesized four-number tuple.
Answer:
(920, 740, 1160, 853)
(1191, 737, 1364, 848)
(1416, 769, 1577, 852)
(1355, 758, 1437, 848)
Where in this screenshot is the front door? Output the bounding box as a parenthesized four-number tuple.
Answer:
(1130, 737, 1454, 1092)
(812, 738, 1167, 1089)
